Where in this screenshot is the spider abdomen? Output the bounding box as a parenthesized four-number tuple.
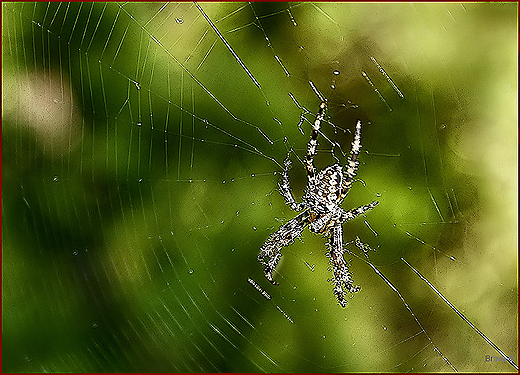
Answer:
(308, 211, 333, 234)
(303, 163, 344, 210)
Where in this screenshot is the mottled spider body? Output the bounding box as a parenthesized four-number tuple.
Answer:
(258, 100, 378, 307)
(304, 163, 347, 234)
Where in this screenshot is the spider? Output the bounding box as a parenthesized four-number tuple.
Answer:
(257, 100, 379, 307)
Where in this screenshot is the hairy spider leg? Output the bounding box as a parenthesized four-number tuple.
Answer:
(278, 158, 305, 211)
(258, 210, 309, 284)
(340, 119, 363, 200)
(305, 101, 327, 181)
(340, 201, 379, 223)
(328, 223, 360, 307)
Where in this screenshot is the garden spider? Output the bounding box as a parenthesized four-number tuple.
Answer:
(257, 101, 379, 307)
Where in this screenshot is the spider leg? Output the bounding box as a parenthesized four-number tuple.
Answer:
(342, 119, 363, 195)
(258, 210, 309, 285)
(340, 200, 379, 223)
(328, 223, 360, 308)
(278, 157, 305, 211)
(305, 101, 327, 181)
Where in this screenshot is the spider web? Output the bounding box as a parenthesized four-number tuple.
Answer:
(2, 2, 518, 372)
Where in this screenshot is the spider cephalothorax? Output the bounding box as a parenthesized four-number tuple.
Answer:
(257, 100, 378, 307)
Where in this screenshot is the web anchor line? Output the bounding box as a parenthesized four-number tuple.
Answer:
(363, 261, 457, 371)
(361, 70, 392, 112)
(402, 258, 519, 371)
(370, 56, 404, 98)
(195, 2, 261, 89)
(308, 80, 325, 102)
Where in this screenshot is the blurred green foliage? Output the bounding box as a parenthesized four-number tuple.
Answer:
(2, 2, 517, 372)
